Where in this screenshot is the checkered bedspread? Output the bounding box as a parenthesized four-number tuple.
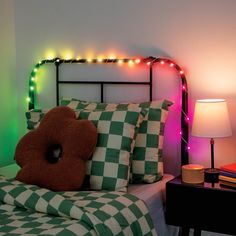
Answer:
(0, 178, 157, 235)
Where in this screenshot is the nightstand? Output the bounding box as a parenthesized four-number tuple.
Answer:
(166, 176, 236, 236)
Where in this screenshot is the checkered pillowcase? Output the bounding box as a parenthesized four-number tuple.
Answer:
(60, 98, 172, 183)
(26, 108, 146, 191)
(26, 109, 48, 130)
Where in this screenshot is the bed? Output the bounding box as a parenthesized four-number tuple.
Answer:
(0, 56, 189, 236)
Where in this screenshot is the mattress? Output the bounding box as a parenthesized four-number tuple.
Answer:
(128, 174, 179, 236)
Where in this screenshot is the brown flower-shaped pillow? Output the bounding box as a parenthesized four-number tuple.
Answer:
(15, 106, 97, 191)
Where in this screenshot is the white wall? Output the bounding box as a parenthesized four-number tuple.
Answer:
(13, 0, 236, 176)
(0, 0, 18, 167)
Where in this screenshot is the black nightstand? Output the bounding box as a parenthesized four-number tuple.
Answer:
(166, 176, 236, 236)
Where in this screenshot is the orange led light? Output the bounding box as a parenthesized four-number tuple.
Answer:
(109, 54, 116, 60)
(128, 60, 134, 66)
(135, 59, 141, 64)
(118, 59, 123, 65)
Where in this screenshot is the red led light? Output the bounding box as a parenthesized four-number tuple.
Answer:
(180, 70, 184, 75)
(160, 60, 165, 65)
(146, 62, 151, 66)
(170, 63, 174, 67)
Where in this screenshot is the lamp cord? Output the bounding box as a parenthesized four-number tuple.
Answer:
(210, 138, 215, 169)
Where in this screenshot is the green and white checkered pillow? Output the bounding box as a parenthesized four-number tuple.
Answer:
(60, 98, 172, 183)
(76, 108, 145, 191)
(26, 107, 146, 191)
(26, 109, 48, 130)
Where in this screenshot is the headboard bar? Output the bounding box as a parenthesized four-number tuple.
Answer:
(182, 87, 189, 165)
(28, 56, 189, 166)
(149, 65, 153, 101)
(54, 59, 153, 105)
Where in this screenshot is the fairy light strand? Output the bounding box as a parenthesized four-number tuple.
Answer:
(27, 56, 189, 153)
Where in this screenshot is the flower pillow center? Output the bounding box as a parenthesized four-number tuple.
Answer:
(46, 144, 62, 163)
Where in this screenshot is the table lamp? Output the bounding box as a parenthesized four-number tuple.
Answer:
(191, 99, 232, 182)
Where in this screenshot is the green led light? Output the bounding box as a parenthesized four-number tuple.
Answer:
(34, 68, 38, 72)
(31, 77, 35, 81)
(30, 86, 34, 91)
(26, 97, 31, 102)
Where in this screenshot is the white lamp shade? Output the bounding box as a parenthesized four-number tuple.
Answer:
(192, 99, 232, 138)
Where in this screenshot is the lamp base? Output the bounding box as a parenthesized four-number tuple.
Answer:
(204, 168, 220, 183)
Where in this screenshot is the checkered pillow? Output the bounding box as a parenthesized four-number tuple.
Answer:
(76, 108, 145, 191)
(26, 107, 146, 191)
(26, 109, 48, 130)
(60, 98, 172, 183)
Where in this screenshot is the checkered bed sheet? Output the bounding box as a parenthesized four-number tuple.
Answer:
(0, 178, 157, 236)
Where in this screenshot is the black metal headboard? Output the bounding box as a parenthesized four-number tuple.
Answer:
(27, 56, 189, 165)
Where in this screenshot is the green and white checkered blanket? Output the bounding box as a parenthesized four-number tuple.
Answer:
(0, 178, 157, 236)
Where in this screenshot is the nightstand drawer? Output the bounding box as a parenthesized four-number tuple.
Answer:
(166, 177, 236, 235)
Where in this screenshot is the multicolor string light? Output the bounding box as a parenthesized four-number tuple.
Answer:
(27, 56, 189, 158)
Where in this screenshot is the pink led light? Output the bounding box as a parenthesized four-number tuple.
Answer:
(179, 131, 182, 135)
(187, 146, 191, 150)
(186, 117, 190, 121)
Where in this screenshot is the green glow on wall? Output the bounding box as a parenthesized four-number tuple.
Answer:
(0, 0, 18, 167)
(0, 72, 19, 167)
